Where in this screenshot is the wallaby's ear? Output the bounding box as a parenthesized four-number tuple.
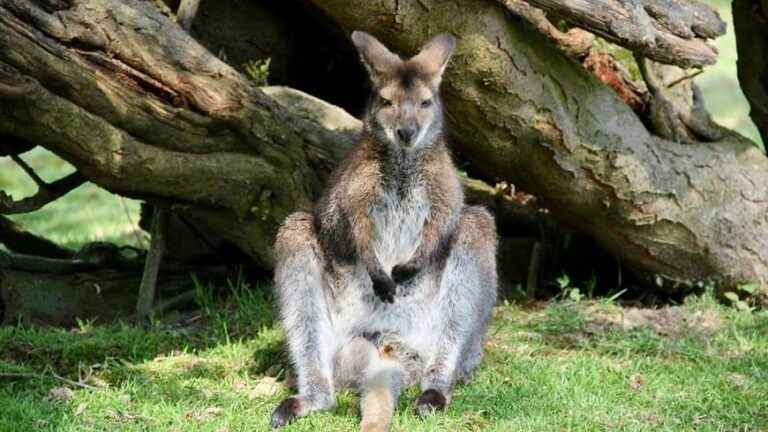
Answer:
(411, 33, 456, 86)
(351, 31, 400, 85)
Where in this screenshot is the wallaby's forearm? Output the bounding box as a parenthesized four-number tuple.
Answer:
(348, 203, 397, 302)
(400, 169, 462, 269)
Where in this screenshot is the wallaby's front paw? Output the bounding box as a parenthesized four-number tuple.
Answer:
(391, 263, 419, 284)
(370, 272, 396, 303)
(415, 389, 446, 418)
(270, 397, 301, 428)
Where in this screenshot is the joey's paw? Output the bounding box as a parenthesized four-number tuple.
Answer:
(391, 263, 419, 284)
(270, 397, 301, 428)
(370, 272, 396, 303)
(415, 389, 446, 418)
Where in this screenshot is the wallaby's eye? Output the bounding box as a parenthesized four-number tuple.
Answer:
(421, 99, 433, 108)
(380, 97, 393, 107)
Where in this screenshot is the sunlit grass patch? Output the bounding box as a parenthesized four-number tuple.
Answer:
(0, 287, 766, 431)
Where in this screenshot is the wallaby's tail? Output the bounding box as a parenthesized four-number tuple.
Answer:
(359, 354, 405, 432)
(336, 336, 421, 432)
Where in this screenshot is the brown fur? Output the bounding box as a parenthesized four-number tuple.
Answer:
(270, 32, 497, 432)
(314, 134, 462, 278)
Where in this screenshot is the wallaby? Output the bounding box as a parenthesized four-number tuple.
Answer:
(270, 31, 498, 431)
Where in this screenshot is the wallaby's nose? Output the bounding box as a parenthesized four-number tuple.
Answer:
(396, 127, 417, 145)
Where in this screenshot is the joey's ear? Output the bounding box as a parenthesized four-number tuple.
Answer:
(410, 33, 456, 86)
(351, 31, 400, 85)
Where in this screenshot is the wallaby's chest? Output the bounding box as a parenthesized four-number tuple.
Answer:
(370, 183, 429, 271)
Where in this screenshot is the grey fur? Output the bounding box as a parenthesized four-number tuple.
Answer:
(270, 32, 497, 431)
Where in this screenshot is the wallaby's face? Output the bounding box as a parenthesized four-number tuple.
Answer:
(352, 32, 455, 150)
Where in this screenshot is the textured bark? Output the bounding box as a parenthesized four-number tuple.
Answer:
(503, 0, 725, 68)
(309, 0, 768, 295)
(0, 267, 196, 326)
(500, 0, 594, 58)
(0, 0, 359, 267)
(733, 0, 768, 146)
(136, 210, 168, 319)
(1, 269, 141, 326)
(0, 0, 767, 299)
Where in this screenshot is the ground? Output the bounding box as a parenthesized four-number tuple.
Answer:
(1, 285, 766, 431)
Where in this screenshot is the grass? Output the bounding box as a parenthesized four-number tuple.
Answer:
(0, 285, 766, 432)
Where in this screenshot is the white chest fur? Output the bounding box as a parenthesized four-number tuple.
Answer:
(370, 186, 430, 272)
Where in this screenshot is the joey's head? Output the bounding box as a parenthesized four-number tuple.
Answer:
(351, 31, 455, 151)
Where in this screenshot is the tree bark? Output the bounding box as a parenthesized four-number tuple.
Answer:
(501, 0, 725, 68)
(0, 267, 197, 326)
(0, 0, 360, 268)
(0, 0, 767, 300)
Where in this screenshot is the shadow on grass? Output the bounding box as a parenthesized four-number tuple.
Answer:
(0, 280, 288, 430)
(1, 290, 766, 431)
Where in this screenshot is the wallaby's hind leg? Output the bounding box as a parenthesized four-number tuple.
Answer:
(417, 206, 497, 416)
(271, 212, 338, 428)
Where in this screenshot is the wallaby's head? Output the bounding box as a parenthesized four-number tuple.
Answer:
(351, 31, 455, 150)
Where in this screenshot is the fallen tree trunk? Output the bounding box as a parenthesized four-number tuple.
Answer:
(0, 245, 232, 325)
(1, 269, 144, 326)
(0, 265, 206, 326)
(0, 0, 766, 300)
(0, 0, 362, 268)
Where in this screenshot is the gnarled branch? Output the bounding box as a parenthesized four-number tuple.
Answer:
(501, 0, 594, 58)
(0, 170, 86, 215)
(636, 56, 750, 144)
(501, 0, 725, 67)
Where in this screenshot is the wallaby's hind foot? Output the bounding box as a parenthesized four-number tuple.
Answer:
(415, 389, 447, 418)
(269, 392, 335, 429)
(270, 396, 300, 428)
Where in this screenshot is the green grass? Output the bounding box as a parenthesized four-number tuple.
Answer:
(0, 148, 143, 250)
(0, 285, 766, 432)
